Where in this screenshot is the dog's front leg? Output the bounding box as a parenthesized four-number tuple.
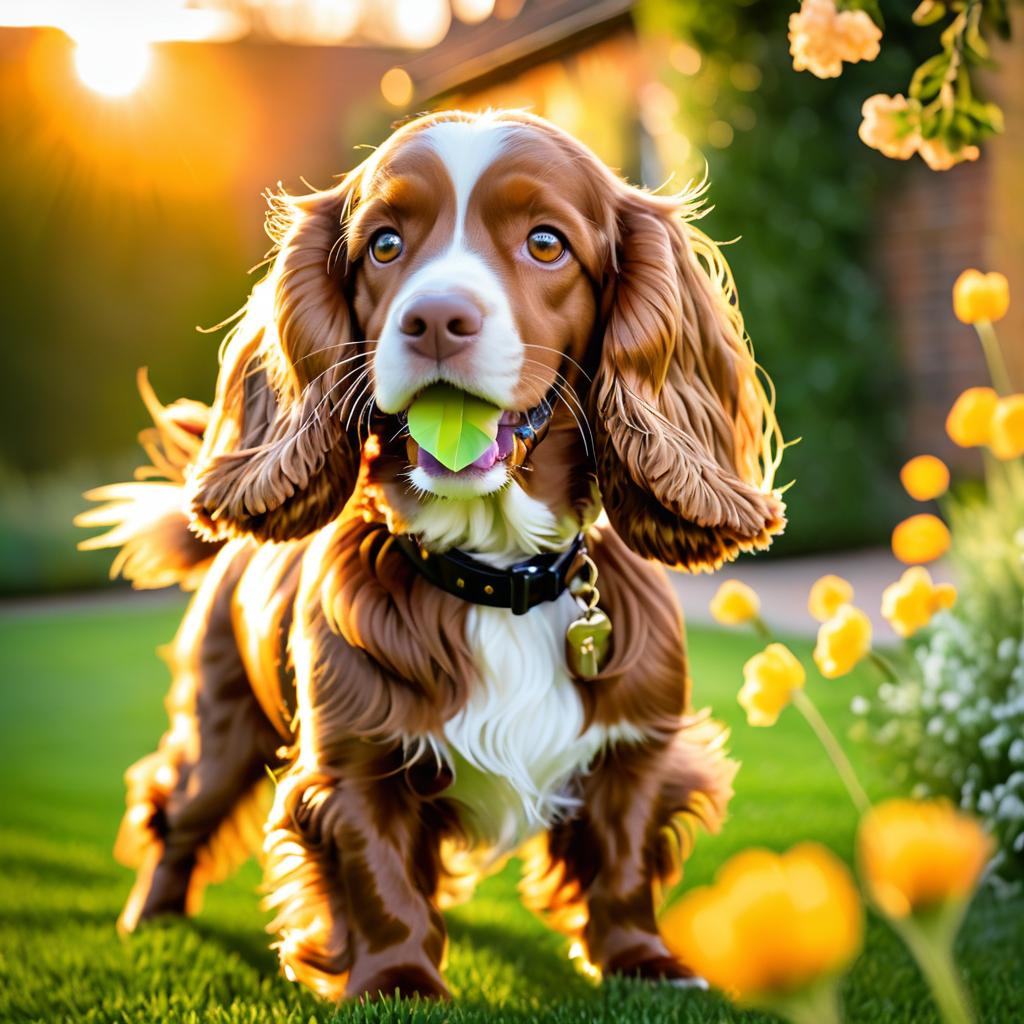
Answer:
(527, 737, 719, 986)
(264, 741, 449, 1002)
(578, 742, 699, 983)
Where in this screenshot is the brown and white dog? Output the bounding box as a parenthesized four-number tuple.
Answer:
(81, 109, 785, 1002)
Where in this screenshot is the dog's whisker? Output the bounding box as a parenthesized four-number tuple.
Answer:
(343, 375, 374, 433)
(290, 362, 371, 443)
(518, 369, 591, 458)
(520, 361, 593, 456)
(522, 344, 592, 383)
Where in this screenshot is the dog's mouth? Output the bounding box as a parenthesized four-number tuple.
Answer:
(397, 388, 553, 482)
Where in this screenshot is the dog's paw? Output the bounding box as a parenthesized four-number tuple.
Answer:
(606, 949, 708, 988)
(350, 964, 451, 1003)
(664, 973, 710, 990)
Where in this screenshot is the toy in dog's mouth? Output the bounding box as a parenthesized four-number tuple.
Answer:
(400, 383, 552, 481)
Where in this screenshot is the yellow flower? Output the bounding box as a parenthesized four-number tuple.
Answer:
(918, 138, 980, 172)
(660, 843, 863, 1003)
(710, 579, 761, 626)
(858, 799, 993, 919)
(738, 643, 806, 727)
(989, 394, 1024, 460)
(891, 513, 951, 565)
(945, 386, 998, 447)
(859, 94, 919, 159)
(808, 574, 854, 623)
(813, 605, 872, 678)
(899, 455, 949, 502)
(881, 567, 957, 638)
(789, 0, 881, 79)
(953, 269, 1010, 324)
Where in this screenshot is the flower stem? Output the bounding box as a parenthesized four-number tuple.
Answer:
(773, 980, 844, 1024)
(869, 650, 902, 685)
(792, 688, 871, 815)
(894, 918, 975, 1024)
(752, 615, 774, 641)
(974, 320, 1012, 395)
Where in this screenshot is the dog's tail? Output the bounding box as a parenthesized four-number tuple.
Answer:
(76, 370, 224, 590)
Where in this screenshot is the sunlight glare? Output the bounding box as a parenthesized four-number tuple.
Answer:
(74, 32, 151, 97)
(390, 0, 450, 47)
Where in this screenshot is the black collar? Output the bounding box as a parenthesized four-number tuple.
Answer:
(394, 533, 585, 615)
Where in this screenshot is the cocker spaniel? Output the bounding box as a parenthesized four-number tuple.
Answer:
(80, 109, 785, 1002)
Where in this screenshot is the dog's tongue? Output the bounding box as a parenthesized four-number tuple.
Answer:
(418, 440, 497, 474)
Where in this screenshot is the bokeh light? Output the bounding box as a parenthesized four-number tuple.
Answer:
(380, 66, 414, 107)
(389, 0, 451, 48)
(74, 32, 151, 97)
(452, 0, 496, 24)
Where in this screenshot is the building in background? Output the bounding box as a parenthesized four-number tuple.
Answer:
(0, 0, 1020, 593)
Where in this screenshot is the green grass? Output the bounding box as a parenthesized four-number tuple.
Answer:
(0, 600, 1019, 1023)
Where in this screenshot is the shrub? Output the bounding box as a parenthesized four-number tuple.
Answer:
(864, 468, 1024, 885)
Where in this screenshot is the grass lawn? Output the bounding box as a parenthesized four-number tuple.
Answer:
(0, 598, 1020, 1024)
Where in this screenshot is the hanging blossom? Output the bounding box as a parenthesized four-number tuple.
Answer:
(859, 94, 980, 170)
(789, 0, 882, 79)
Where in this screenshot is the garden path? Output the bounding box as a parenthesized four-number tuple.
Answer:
(672, 548, 953, 641)
(1, 548, 950, 643)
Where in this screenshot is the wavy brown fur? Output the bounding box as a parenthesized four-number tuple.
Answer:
(188, 185, 367, 542)
(260, 494, 472, 997)
(589, 189, 785, 571)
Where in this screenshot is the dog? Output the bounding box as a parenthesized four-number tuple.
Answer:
(79, 109, 785, 1002)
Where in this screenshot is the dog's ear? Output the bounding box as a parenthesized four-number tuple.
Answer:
(589, 191, 785, 572)
(188, 177, 367, 542)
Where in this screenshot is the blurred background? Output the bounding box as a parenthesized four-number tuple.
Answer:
(1, 0, 1021, 596)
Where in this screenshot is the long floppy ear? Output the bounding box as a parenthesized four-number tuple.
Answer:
(188, 177, 367, 542)
(590, 188, 786, 572)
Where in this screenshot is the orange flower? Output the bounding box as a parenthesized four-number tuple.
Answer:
(813, 605, 872, 679)
(881, 567, 957, 638)
(807, 574, 854, 623)
(952, 269, 1010, 324)
(945, 386, 997, 447)
(858, 799, 993, 919)
(989, 395, 1024, 460)
(918, 138, 980, 172)
(891, 514, 951, 565)
(789, 0, 881, 79)
(738, 643, 806, 727)
(661, 843, 863, 1004)
(899, 455, 949, 502)
(710, 579, 761, 626)
(858, 94, 919, 160)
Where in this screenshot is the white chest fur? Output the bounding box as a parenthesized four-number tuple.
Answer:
(442, 591, 619, 858)
(401, 483, 636, 858)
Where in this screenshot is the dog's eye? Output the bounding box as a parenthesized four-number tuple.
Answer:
(370, 229, 403, 265)
(526, 228, 566, 264)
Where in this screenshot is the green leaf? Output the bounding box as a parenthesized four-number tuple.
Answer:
(912, 0, 945, 26)
(843, 0, 884, 28)
(966, 99, 1005, 134)
(406, 384, 501, 472)
(910, 52, 951, 100)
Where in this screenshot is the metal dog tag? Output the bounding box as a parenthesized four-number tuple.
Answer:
(566, 605, 612, 679)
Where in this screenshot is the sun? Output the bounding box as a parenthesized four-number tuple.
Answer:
(73, 33, 151, 98)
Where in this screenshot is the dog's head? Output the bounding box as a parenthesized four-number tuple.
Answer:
(189, 110, 784, 570)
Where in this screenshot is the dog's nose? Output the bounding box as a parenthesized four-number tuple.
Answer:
(399, 292, 483, 362)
